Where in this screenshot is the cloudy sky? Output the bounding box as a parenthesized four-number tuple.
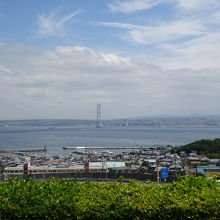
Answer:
(0, 0, 220, 120)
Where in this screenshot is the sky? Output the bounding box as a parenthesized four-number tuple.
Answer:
(0, 0, 220, 120)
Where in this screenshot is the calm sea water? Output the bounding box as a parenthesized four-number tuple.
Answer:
(0, 125, 220, 156)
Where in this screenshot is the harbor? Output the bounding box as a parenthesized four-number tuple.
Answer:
(0, 145, 168, 182)
(0, 142, 220, 182)
(1, 123, 220, 182)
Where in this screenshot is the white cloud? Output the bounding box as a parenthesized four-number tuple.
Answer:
(36, 9, 81, 37)
(108, 0, 162, 14)
(92, 18, 205, 45)
(175, 0, 219, 11)
(101, 0, 220, 52)
(143, 8, 220, 70)
(1, 44, 220, 119)
(92, 3, 220, 70)
(108, 0, 219, 13)
(0, 65, 12, 73)
(156, 32, 220, 70)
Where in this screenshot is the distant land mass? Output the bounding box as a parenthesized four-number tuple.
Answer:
(1, 115, 220, 127)
(128, 114, 220, 120)
(126, 115, 220, 126)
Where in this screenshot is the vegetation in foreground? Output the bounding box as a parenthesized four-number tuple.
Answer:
(0, 176, 219, 219)
(173, 138, 220, 158)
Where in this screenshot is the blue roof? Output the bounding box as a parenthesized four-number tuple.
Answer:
(13, 152, 23, 155)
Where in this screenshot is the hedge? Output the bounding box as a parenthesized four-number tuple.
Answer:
(0, 176, 219, 219)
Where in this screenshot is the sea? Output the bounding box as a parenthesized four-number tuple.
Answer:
(0, 125, 220, 156)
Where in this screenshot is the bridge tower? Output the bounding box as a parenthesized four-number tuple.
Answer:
(96, 104, 102, 128)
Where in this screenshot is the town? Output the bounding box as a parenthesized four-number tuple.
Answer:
(1, 145, 220, 182)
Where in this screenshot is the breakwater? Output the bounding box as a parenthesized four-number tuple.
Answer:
(0, 146, 47, 153)
(63, 146, 151, 150)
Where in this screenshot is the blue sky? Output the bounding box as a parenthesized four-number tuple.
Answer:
(0, 0, 220, 120)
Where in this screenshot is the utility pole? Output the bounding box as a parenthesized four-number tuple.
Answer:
(156, 152, 160, 183)
(174, 150, 177, 177)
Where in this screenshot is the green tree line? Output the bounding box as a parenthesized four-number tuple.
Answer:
(173, 138, 220, 158)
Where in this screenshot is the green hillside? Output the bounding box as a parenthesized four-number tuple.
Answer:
(175, 138, 220, 158)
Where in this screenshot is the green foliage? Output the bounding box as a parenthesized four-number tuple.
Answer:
(125, 161, 139, 167)
(0, 176, 219, 219)
(205, 153, 220, 159)
(173, 138, 220, 157)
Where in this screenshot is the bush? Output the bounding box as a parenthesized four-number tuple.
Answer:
(0, 176, 219, 219)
